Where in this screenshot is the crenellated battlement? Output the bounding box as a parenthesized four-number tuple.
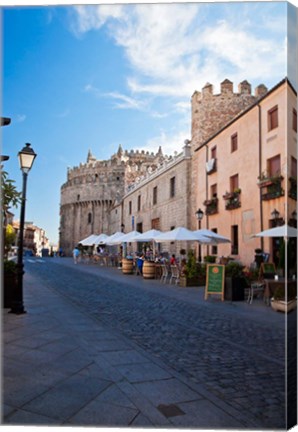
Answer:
(191, 78, 268, 148)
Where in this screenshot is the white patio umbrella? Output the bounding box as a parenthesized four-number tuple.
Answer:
(253, 224, 297, 238)
(131, 229, 162, 242)
(108, 230, 142, 245)
(155, 227, 199, 242)
(93, 233, 109, 245)
(193, 229, 231, 244)
(105, 231, 126, 245)
(78, 234, 99, 246)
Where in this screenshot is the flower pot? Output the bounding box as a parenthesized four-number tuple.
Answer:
(3, 272, 17, 308)
(224, 277, 246, 301)
(271, 299, 297, 313)
(180, 276, 200, 287)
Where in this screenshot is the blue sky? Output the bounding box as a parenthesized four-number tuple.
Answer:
(1, 2, 296, 245)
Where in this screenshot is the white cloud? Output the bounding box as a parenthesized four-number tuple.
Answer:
(72, 3, 286, 99)
(16, 114, 26, 122)
(131, 129, 191, 157)
(106, 91, 147, 110)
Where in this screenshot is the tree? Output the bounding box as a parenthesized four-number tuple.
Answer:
(1, 168, 21, 258)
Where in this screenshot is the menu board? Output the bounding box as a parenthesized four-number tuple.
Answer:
(205, 264, 225, 301)
(261, 262, 276, 275)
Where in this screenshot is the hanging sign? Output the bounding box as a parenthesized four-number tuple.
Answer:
(205, 264, 225, 301)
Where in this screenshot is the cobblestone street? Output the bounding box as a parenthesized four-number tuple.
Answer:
(20, 257, 292, 429)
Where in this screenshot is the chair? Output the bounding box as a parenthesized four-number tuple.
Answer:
(247, 281, 265, 304)
(170, 265, 180, 285)
(160, 264, 169, 284)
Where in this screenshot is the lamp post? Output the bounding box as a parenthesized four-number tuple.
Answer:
(195, 208, 204, 262)
(10, 143, 36, 314)
(271, 208, 280, 226)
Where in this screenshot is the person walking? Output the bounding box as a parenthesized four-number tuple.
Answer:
(72, 246, 80, 264)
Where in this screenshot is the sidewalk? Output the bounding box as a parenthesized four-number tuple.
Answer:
(2, 268, 264, 428)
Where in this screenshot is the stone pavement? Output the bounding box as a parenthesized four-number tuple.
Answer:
(1, 258, 289, 428)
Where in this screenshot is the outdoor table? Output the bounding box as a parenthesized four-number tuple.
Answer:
(264, 279, 296, 305)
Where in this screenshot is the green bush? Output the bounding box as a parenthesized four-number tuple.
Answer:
(204, 255, 216, 263)
(225, 261, 245, 278)
(4, 260, 17, 274)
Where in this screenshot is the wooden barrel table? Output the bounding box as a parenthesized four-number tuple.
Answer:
(122, 258, 133, 274)
(143, 261, 155, 279)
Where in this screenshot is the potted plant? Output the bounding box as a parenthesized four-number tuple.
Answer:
(271, 282, 297, 313)
(224, 261, 247, 301)
(180, 250, 206, 287)
(3, 260, 18, 308)
(2, 169, 21, 309)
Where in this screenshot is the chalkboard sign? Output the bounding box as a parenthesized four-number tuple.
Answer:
(205, 264, 225, 301)
(261, 262, 276, 276)
(262, 263, 275, 273)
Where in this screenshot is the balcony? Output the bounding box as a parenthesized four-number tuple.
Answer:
(223, 189, 241, 211)
(257, 175, 284, 201)
(203, 197, 218, 215)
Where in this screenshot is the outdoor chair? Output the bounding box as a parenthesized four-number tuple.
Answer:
(170, 265, 180, 285)
(247, 281, 265, 304)
(160, 264, 170, 284)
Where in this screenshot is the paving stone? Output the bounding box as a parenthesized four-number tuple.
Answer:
(117, 362, 172, 382)
(67, 400, 139, 426)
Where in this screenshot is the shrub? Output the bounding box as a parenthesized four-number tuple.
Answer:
(4, 260, 17, 274)
(225, 261, 245, 278)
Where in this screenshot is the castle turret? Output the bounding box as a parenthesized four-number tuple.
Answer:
(87, 149, 96, 164)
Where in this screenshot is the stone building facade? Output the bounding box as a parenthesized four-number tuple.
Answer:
(59, 145, 165, 255)
(59, 77, 296, 266)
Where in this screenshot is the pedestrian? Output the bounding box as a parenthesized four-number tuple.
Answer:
(170, 254, 177, 265)
(72, 246, 80, 264)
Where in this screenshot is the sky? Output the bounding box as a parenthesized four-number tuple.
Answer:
(1, 1, 297, 245)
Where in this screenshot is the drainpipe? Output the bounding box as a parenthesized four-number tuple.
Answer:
(258, 104, 264, 251)
(206, 146, 210, 255)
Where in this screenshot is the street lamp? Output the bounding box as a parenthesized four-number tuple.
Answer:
(271, 208, 280, 226)
(195, 208, 204, 262)
(10, 143, 36, 314)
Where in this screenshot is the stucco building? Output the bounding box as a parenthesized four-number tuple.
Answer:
(193, 78, 297, 267)
(59, 77, 297, 267)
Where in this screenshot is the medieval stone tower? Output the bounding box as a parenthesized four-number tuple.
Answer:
(190, 79, 268, 225)
(191, 79, 268, 150)
(59, 145, 165, 254)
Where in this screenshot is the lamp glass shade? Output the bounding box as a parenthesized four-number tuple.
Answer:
(18, 143, 36, 173)
(196, 208, 204, 221)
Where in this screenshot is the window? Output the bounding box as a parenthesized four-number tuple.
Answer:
(136, 222, 143, 233)
(211, 146, 217, 159)
(231, 225, 239, 255)
(293, 109, 297, 132)
(230, 174, 239, 192)
(211, 228, 218, 255)
(231, 133, 238, 152)
(129, 201, 132, 215)
(291, 157, 297, 178)
(137, 195, 141, 212)
(153, 186, 158, 205)
(151, 218, 160, 230)
(267, 155, 281, 177)
(77, 194, 80, 201)
(268, 105, 278, 131)
(210, 184, 217, 198)
(88, 213, 92, 224)
(170, 177, 176, 198)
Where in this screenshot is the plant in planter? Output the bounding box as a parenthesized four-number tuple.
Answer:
(204, 255, 216, 264)
(224, 261, 247, 301)
(180, 250, 205, 287)
(271, 282, 297, 313)
(3, 260, 18, 308)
